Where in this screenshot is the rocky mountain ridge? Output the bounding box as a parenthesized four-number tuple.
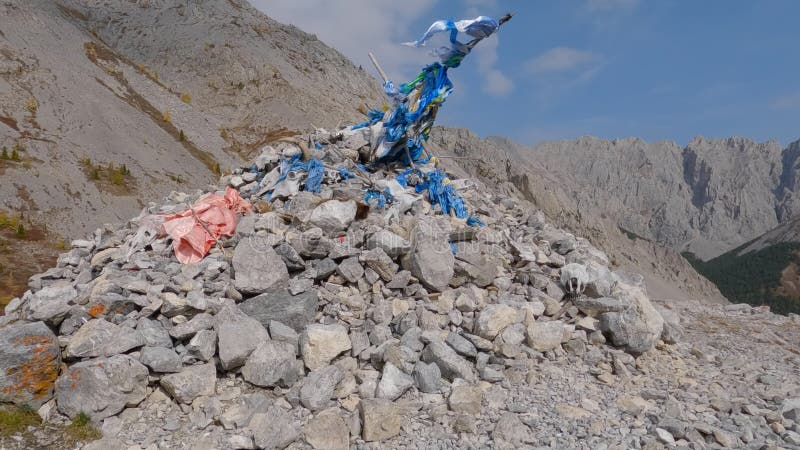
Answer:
(441, 129, 800, 262)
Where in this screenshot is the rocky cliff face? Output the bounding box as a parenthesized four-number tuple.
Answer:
(444, 129, 800, 261)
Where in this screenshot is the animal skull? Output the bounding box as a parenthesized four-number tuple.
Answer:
(560, 263, 589, 295)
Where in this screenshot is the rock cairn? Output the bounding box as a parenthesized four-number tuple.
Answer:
(1, 129, 683, 449)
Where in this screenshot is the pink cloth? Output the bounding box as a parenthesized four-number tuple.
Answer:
(161, 187, 252, 264)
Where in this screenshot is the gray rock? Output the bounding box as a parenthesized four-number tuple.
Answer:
(137, 319, 173, 348)
(304, 408, 349, 450)
(376, 362, 414, 400)
(308, 200, 357, 233)
(365, 229, 411, 258)
(240, 289, 318, 332)
(402, 221, 454, 292)
(249, 406, 299, 450)
(313, 257, 338, 280)
(526, 320, 565, 352)
(275, 241, 306, 271)
(159, 363, 216, 404)
(300, 365, 344, 411)
(65, 319, 145, 358)
(186, 330, 217, 361)
(161, 292, 190, 318)
(493, 412, 530, 445)
(656, 306, 683, 344)
(232, 236, 289, 294)
(421, 339, 476, 382)
(290, 228, 334, 259)
(446, 332, 478, 358)
(475, 304, 520, 340)
(386, 270, 412, 289)
(215, 304, 270, 370)
(360, 398, 404, 442)
(599, 286, 664, 354)
(337, 256, 364, 284)
(242, 340, 297, 387)
(23, 282, 76, 325)
(0, 321, 60, 407)
(269, 320, 300, 352)
(300, 324, 352, 370)
(782, 398, 800, 421)
(360, 248, 398, 282)
(139, 346, 182, 372)
(168, 312, 214, 340)
(448, 382, 483, 415)
(56, 354, 148, 420)
(572, 296, 626, 317)
(413, 361, 441, 393)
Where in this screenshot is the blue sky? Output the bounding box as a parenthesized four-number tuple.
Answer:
(256, 0, 800, 146)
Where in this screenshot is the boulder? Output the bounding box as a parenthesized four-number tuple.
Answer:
(360, 398, 404, 442)
(448, 381, 483, 415)
(413, 361, 441, 393)
(186, 330, 217, 361)
(55, 355, 148, 421)
(300, 365, 344, 411)
(304, 408, 349, 450)
(232, 236, 289, 294)
(526, 320, 565, 352)
(421, 339, 475, 382)
(376, 362, 414, 400)
(336, 256, 364, 284)
(242, 340, 297, 387)
(239, 289, 318, 332)
(360, 248, 398, 282)
(249, 406, 299, 449)
(599, 285, 664, 354)
(308, 200, 357, 233)
(214, 304, 270, 370)
(475, 304, 520, 340)
(0, 321, 60, 407)
(365, 229, 411, 258)
(168, 312, 214, 340)
(300, 324, 351, 371)
(65, 319, 145, 359)
(23, 282, 76, 325)
(159, 363, 216, 404)
(402, 221, 454, 292)
(138, 346, 182, 373)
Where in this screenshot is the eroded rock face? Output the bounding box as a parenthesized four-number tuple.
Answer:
(0, 321, 61, 407)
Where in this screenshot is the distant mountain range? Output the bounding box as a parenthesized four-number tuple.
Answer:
(428, 128, 800, 312)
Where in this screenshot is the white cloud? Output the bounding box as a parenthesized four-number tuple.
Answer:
(473, 34, 514, 97)
(251, 0, 438, 80)
(525, 47, 603, 74)
(584, 0, 639, 11)
(772, 92, 800, 110)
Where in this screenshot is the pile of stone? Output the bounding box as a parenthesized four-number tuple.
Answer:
(0, 130, 681, 449)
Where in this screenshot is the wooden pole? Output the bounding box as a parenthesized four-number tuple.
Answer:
(368, 52, 389, 83)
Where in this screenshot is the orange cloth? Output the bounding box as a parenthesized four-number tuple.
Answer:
(161, 187, 252, 264)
